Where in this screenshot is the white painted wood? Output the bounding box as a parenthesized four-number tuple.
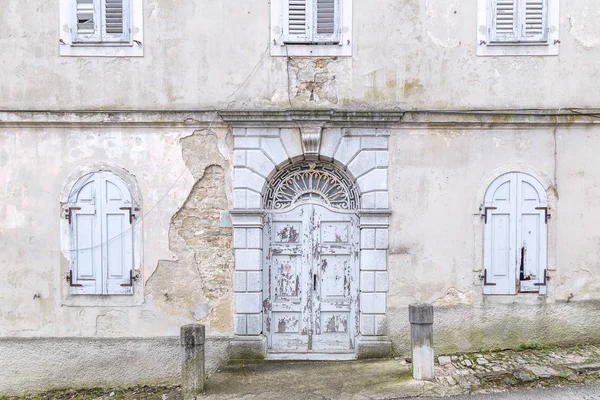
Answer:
(489, 0, 548, 43)
(264, 203, 358, 354)
(284, 0, 311, 43)
(69, 171, 134, 295)
(484, 172, 547, 295)
(102, 173, 134, 294)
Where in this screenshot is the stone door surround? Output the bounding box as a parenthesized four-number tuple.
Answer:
(221, 110, 401, 358)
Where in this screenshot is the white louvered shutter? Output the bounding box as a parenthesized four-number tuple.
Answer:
(73, 0, 100, 42)
(101, 173, 134, 295)
(521, 0, 548, 42)
(102, 0, 130, 42)
(313, 0, 340, 43)
(490, 0, 518, 42)
(483, 174, 518, 295)
(515, 173, 548, 294)
(70, 176, 102, 294)
(284, 0, 311, 43)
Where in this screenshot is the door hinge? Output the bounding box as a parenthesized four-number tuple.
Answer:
(120, 270, 138, 287)
(65, 207, 81, 224)
(119, 207, 138, 224)
(480, 269, 497, 286)
(535, 207, 551, 223)
(483, 207, 497, 224)
(66, 271, 83, 287)
(534, 269, 550, 286)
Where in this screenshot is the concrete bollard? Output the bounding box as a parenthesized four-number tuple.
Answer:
(181, 324, 205, 399)
(409, 302, 434, 381)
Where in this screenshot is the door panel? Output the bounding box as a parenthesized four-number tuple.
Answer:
(265, 203, 358, 354)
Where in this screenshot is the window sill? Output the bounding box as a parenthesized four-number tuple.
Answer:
(477, 42, 559, 56)
(59, 43, 144, 57)
(271, 43, 352, 57)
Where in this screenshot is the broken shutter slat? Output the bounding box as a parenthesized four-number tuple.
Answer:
(74, 0, 101, 42)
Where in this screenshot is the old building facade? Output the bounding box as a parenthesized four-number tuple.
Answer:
(2, 0, 600, 394)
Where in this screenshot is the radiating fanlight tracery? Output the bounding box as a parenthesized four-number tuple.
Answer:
(264, 161, 360, 210)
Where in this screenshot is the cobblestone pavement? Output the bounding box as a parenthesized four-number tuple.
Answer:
(432, 343, 600, 391)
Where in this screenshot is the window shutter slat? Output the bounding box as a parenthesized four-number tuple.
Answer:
(313, 0, 340, 43)
(74, 0, 100, 42)
(522, 0, 548, 41)
(284, 0, 311, 43)
(105, 0, 124, 34)
(491, 0, 518, 42)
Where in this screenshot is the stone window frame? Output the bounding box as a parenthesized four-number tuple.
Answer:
(221, 110, 403, 359)
(60, 162, 144, 307)
(270, 0, 353, 57)
(476, 0, 559, 56)
(59, 0, 144, 57)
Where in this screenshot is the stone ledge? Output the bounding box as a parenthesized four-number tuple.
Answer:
(356, 337, 393, 359)
(228, 336, 267, 360)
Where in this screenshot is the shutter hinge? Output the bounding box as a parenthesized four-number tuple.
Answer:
(119, 207, 138, 224)
(534, 269, 550, 286)
(482, 207, 497, 224)
(535, 207, 551, 223)
(65, 207, 81, 224)
(120, 270, 138, 287)
(480, 269, 497, 286)
(66, 271, 83, 287)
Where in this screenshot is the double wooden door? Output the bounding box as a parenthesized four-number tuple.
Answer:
(263, 203, 359, 354)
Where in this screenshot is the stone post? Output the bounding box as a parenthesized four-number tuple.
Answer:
(409, 302, 434, 381)
(181, 324, 205, 399)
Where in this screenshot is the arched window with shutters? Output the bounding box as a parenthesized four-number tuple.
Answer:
(66, 171, 136, 295)
(482, 172, 549, 295)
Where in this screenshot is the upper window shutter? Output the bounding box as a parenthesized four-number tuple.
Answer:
(521, 0, 548, 42)
(284, 0, 312, 43)
(101, 173, 134, 295)
(490, 0, 518, 42)
(70, 176, 102, 295)
(73, 0, 100, 42)
(313, 0, 340, 43)
(516, 173, 548, 294)
(102, 0, 131, 42)
(483, 175, 518, 295)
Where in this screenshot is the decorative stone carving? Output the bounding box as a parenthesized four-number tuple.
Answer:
(300, 127, 322, 159)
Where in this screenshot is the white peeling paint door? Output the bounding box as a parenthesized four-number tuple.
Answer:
(264, 203, 358, 354)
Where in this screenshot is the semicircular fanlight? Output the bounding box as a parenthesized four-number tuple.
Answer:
(264, 161, 360, 210)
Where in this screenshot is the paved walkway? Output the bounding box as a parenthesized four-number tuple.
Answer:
(6, 344, 600, 399)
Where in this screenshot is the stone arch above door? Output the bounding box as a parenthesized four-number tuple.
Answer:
(227, 120, 393, 359)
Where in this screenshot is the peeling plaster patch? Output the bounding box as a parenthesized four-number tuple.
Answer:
(288, 58, 339, 105)
(146, 162, 234, 333)
(432, 288, 476, 307)
(191, 303, 213, 321)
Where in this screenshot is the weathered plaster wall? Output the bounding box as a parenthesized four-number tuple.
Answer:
(386, 125, 600, 354)
(0, 122, 234, 338)
(1, 1, 600, 109)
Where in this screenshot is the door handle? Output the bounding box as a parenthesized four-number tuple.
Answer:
(313, 274, 317, 291)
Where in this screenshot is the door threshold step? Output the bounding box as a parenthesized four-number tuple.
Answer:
(266, 352, 356, 361)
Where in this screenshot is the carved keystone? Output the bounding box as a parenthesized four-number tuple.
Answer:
(409, 302, 434, 381)
(181, 324, 205, 399)
(300, 126, 322, 159)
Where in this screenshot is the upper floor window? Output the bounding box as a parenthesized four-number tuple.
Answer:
(271, 0, 352, 57)
(482, 172, 549, 295)
(67, 171, 137, 295)
(477, 0, 559, 56)
(59, 0, 144, 57)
